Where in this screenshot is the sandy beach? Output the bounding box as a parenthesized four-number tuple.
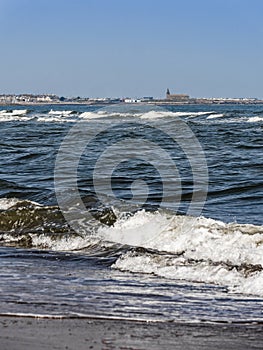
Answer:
(0, 316, 262, 350)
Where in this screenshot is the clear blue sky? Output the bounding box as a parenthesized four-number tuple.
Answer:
(1, 0, 263, 98)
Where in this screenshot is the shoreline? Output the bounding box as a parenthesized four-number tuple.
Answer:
(1, 316, 262, 350)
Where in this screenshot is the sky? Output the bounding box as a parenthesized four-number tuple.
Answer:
(0, 0, 263, 99)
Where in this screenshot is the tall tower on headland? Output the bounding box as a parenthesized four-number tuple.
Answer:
(166, 88, 170, 99)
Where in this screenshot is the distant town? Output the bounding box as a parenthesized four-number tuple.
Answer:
(0, 89, 262, 105)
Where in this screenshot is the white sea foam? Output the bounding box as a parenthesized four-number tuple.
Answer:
(140, 110, 214, 120)
(15, 207, 261, 296)
(0, 198, 42, 210)
(30, 233, 101, 251)
(185, 111, 216, 118)
(0, 109, 231, 123)
(247, 116, 263, 123)
(0, 109, 31, 121)
(97, 210, 263, 296)
(2, 202, 262, 296)
(79, 111, 107, 119)
(79, 111, 142, 119)
(0, 109, 27, 116)
(140, 111, 175, 119)
(99, 211, 263, 266)
(206, 113, 225, 119)
(113, 252, 263, 296)
(0, 198, 21, 210)
(0, 115, 32, 122)
(37, 116, 76, 123)
(48, 109, 74, 116)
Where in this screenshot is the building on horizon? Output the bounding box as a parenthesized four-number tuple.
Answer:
(166, 88, 190, 102)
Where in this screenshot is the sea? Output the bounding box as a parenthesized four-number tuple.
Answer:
(0, 103, 262, 324)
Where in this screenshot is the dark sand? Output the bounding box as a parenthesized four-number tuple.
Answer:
(0, 316, 262, 350)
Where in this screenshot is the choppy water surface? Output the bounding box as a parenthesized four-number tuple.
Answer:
(0, 104, 262, 323)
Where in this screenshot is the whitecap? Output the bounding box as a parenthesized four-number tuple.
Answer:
(206, 113, 225, 119)
(48, 109, 74, 116)
(0, 109, 27, 116)
(0, 198, 42, 210)
(247, 116, 263, 123)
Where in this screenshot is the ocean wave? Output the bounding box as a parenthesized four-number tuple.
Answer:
(206, 113, 225, 119)
(48, 109, 75, 116)
(37, 116, 76, 123)
(140, 110, 215, 119)
(98, 210, 263, 265)
(0, 108, 254, 124)
(0, 109, 31, 121)
(0, 197, 41, 210)
(78, 111, 146, 119)
(247, 116, 263, 123)
(0, 199, 262, 296)
(0, 109, 28, 116)
(79, 111, 109, 119)
(107, 210, 263, 296)
(113, 251, 263, 296)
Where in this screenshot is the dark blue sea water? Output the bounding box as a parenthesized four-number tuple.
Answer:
(0, 104, 262, 323)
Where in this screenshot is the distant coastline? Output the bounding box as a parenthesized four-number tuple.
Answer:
(0, 93, 263, 105)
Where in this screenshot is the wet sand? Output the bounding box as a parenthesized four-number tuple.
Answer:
(0, 316, 262, 350)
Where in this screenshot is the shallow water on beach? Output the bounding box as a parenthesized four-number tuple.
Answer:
(0, 104, 263, 323)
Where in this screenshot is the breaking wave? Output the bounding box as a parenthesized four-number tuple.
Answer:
(206, 113, 225, 119)
(247, 116, 263, 123)
(0, 109, 28, 116)
(48, 109, 75, 116)
(0, 108, 241, 123)
(0, 198, 262, 297)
